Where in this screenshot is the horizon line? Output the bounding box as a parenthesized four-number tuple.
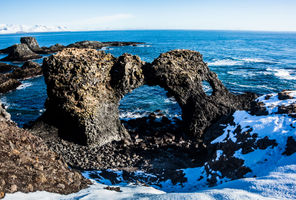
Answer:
(1, 28, 296, 35)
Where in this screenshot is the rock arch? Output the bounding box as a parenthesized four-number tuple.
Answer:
(42, 48, 255, 146)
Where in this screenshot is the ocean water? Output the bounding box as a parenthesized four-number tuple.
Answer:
(0, 30, 295, 126)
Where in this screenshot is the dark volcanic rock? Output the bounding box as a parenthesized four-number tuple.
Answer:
(0, 102, 91, 197)
(67, 41, 104, 49)
(0, 63, 17, 73)
(9, 61, 42, 80)
(40, 48, 256, 147)
(0, 74, 21, 93)
(42, 48, 145, 146)
(144, 50, 257, 138)
(283, 136, 296, 156)
(0, 44, 42, 61)
(20, 37, 41, 52)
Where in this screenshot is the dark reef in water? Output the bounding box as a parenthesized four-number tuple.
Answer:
(0, 36, 144, 61)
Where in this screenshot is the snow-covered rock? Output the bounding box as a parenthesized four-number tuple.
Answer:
(0, 24, 67, 34)
(3, 91, 296, 200)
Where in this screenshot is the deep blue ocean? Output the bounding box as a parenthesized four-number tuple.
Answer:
(0, 30, 295, 126)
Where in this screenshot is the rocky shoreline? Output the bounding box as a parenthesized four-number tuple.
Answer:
(1, 39, 295, 198)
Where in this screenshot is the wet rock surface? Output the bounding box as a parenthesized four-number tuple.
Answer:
(0, 63, 17, 73)
(0, 74, 21, 93)
(0, 61, 42, 94)
(0, 103, 91, 198)
(8, 61, 42, 80)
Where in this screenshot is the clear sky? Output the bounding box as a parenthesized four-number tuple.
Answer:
(1, 0, 296, 31)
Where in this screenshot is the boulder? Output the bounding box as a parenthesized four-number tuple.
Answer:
(0, 74, 21, 93)
(41, 48, 256, 147)
(0, 44, 42, 61)
(9, 61, 42, 80)
(0, 63, 17, 73)
(20, 37, 41, 52)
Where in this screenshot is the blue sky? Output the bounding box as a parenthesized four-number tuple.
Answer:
(1, 0, 296, 31)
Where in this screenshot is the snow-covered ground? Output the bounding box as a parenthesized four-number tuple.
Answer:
(0, 24, 67, 34)
(4, 91, 296, 200)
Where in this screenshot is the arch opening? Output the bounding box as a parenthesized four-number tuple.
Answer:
(119, 85, 182, 121)
(119, 85, 183, 137)
(202, 80, 213, 96)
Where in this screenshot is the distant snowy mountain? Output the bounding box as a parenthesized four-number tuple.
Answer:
(0, 24, 68, 34)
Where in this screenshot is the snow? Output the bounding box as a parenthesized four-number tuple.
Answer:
(0, 24, 68, 34)
(4, 91, 296, 200)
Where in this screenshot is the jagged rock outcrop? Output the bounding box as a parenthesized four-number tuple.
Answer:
(0, 61, 42, 93)
(0, 74, 21, 93)
(0, 44, 42, 61)
(0, 63, 16, 73)
(8, 61, 42, 80)
(0, 102, 91, 198)
(40, 48, 256, 147)
(20, 37, 41, 52)
(42, 48, 144, 146)
(144, 50, 256, 139)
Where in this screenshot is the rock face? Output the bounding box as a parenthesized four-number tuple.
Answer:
(0, 102, 91, 197)
(0, 44, 42, 61)
(43, 48, 144, 146)
(20, 37, 41, 52)
(144, 50, 256, 138)
(41, 48, 256, 147)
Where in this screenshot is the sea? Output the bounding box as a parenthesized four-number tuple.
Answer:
(0, 30, 295, 126)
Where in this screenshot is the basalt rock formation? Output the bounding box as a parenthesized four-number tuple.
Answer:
(20, 37, 41, 52)
(0, 44, 42, 61)
(40, 48, 256, 147)
(0, 102, 91, 198)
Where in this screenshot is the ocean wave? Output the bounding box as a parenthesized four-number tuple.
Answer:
(267, 68, 296, 80)
(208, 58, 278, 66)
(136, 44, 151, 47)
(119, 111, 148, 120)
(208, 59, 243, 66)
(100, 47, 114, 51)
(16, 82, 33, 90)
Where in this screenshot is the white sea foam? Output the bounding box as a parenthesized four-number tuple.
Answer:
(136, 44, 151, 47)
(267, 68, 296, 80)
(208, 58, 278, 66)
(119, 111, 147, 119)
(16, 83, 33, 90)
(208, 59, 243, 66)
(241, 58, 278, 64)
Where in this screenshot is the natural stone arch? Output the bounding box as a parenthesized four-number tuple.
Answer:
(144, 50, 255, 139)
(41, 48, 255, 147)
